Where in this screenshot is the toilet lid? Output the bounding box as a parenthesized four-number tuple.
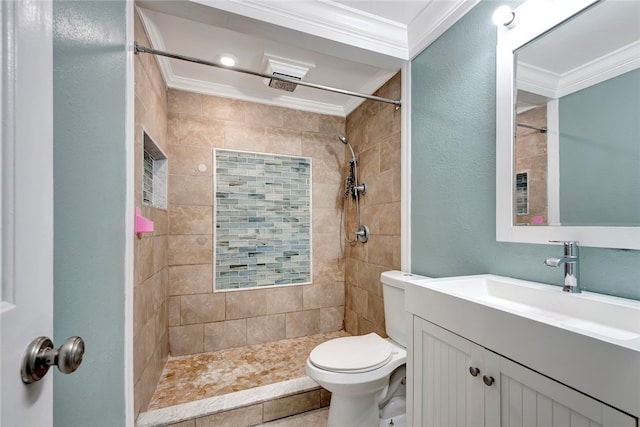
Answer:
(309, 333, 393, 373)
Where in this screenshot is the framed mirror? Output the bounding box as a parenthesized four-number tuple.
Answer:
(496, 0, 640, 249)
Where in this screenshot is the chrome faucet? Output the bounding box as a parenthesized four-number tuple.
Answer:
(544, 241, 581, 293)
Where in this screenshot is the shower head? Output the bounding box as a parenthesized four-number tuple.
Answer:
(338, 135, 357, 163)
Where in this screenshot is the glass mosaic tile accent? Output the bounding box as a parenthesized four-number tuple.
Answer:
(214, 149, 312, 290)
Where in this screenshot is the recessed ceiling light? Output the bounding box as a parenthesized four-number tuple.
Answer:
(219, 55, 237, 67)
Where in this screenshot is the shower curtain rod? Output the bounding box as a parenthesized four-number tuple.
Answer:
(134, 44, 402, 108)
(516, 122, 547, 133)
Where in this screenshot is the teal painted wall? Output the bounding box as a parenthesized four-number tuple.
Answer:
(559, 68, 640, 226)
(53, 1, 127, 426)
(410, 1, 640, 300)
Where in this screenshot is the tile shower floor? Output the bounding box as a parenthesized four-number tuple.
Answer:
(148, 330, 349, 410)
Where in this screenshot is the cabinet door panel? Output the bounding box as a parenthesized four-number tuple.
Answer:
(497, 355, 636, 427)
(413, 317, 484, 427)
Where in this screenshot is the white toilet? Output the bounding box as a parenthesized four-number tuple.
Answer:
(305, 271, 427, 427)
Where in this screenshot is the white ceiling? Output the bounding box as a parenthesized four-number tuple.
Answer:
(517, 0, 640, 105)
(135, 0, 478, 116)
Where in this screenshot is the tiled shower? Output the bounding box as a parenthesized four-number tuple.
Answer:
(133, 10, 402, 423)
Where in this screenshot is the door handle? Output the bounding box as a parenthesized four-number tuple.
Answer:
(21, 336, 85, 384)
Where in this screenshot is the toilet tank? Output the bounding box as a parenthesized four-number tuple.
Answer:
(381, 271, 430, 347)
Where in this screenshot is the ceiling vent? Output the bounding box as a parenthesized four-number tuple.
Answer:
(261, 53, 315, 92)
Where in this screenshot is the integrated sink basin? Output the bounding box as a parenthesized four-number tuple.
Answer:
(412, 275, 640, 344)
(404, 274, 640, 417)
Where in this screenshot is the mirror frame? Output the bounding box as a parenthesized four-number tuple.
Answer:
(495, 0, 640, 250)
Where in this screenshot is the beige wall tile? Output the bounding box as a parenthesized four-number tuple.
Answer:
(202, 96, 245, 122)
(168, 296, 181, 326)
(263, 390, 321, 422)
(195, 404, 263, 427)
(168, 89, 201, 116)
(312, 157, 343, 184)
(180, 293, 225, 325)
(367, 293, 385, 328)
(169, 264, 213, 295)
(152, 236, 168, 276)
(367, 235, 395, 267)
(380, 133, 401, 173)
(319, 115, 345, 136)
(168, 174, 212, 206)
(169, 205, 213, 235)
(350, 286, 368, 318)
(168, 235, 213, 266)
(356, 261, 385, 297)
(312, 234, 343, 263)
(174, 115, 225, 147)
(265, 127, 302, 155)
(301, 132, 343, 161)
(169, 145, 213, 176)
(285, 309, 319, 338)
(312, 183, 341, 211)
(245, 103, 284, 128)
(204, 319, 246, 352)
(225, 289, 268, 319)
(312, 255, 344, 283)
(303, 282, 337, 310)
(169, 324, 203, 356)
(378, 202, 401, 236)
(312, 208, 340, 235)
(363, 170, 394, 206)
(320, 306, 344, 333)
(224, 122, 266, 152)
(284, 110, 320, 133)
(344, 307, 357, 335)
(266, 286, 303, 314)
(134, 16, 169, 419)
(247, 314, 285, 345)
(149, 207, 168, 236)
(135, 235, 154, 285)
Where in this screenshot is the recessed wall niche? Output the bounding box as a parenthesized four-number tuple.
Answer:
(142, 131, 167, 210)
(214, 149, 312, 290)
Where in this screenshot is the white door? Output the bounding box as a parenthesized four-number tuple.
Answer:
(1, 0, 54, 425)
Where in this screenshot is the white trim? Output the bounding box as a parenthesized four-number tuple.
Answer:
(400, 62, 411, 272)
(546, 99, 560, 226)
(518, 40, 640, 99)
(190, 0, 408, 59)
(170, 74, 346, 117)
(125, 1, 135, 426)
(408, 0, 480, 59)
(496, 0, 640, 249)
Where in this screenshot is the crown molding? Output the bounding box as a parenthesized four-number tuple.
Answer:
(170, 74, 346, 116)
(191, 0, 409, 59)
(518, 40, 640, 99)
(408, 0, 479, 59)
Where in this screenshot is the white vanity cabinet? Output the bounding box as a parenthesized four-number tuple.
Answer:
(410, 316, 636, 427)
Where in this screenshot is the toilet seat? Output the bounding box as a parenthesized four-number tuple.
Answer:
(308, 333, 393, 373)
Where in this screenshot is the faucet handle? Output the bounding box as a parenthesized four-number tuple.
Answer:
(549, 241, 579, 256)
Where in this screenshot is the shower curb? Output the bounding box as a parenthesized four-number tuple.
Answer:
(136, 376, 329, 427)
